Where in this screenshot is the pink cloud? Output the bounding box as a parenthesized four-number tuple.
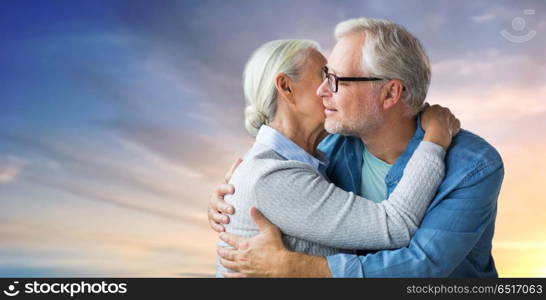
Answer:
(0, 156, 25, 184)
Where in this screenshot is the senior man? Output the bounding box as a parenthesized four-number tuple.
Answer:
(209, 17, 504, 277)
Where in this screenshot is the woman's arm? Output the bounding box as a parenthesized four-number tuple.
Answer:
(252, 104, 459, 250)
(253, 140, 445, 250)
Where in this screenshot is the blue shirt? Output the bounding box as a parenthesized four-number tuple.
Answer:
(255, 125, 329, 178)
(360, 147, 392, 203)
(318, 114, 504, 277)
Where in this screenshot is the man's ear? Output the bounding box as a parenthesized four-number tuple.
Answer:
(381, 79, 404, 109)
(274, 73, 295, 105)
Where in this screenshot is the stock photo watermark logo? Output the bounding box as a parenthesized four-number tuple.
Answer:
(501, 9, 537, 43)
(2, 280, 127, 297)
(3, 281, 20, 297)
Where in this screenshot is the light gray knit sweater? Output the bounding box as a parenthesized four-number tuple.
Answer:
(216, 140, 445, 277)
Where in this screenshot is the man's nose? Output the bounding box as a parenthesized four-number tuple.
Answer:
(317, 79, 332, 98)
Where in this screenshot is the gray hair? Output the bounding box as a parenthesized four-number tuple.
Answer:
(243, 39, 319, 136)
(335, 18, 431, 115)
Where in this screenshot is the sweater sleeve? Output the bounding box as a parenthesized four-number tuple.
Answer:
(253, 141, 445, 250)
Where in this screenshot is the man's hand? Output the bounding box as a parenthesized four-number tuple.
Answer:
(217, 207, 290, 277)
(217, 207, 332, 278)
(207, 158, 242, 232)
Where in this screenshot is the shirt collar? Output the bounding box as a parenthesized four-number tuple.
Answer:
(385, 113, 425, 190)
(255, 125, 329, 173)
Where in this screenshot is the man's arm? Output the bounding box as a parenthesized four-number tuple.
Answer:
(283, 252, 331, 278)
(328, 164, 504, 277)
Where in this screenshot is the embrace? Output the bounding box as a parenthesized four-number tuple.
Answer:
(208, 17, 504, 277)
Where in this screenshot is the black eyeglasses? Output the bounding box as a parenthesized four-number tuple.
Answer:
(322, 66, 386, 93)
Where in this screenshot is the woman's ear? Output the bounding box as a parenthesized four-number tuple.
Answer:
(381, 79, 404, 109)
(274, 73, 295, 105)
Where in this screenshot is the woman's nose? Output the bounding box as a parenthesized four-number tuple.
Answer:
(317, 79, 332, 98)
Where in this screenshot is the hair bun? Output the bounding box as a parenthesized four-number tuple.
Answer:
(244, 105, 268, 136)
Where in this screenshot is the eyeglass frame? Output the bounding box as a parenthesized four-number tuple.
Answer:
(322, 66, 388, 93)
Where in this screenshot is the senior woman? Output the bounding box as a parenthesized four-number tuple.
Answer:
(216, 39, 459, 277)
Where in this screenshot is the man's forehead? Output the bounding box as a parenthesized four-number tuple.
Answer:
(327, 34, 364, 75)
(326, 55, 361, 75)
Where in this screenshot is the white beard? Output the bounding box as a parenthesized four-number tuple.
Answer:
(325, 98, 384, 136)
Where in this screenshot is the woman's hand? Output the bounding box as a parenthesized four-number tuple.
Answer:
(421, 104, 461, 150)
(207, 158, 242, 232)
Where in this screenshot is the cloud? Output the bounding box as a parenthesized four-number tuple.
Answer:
(0, 129, 228, 214)
(428, 49, 546, 145)
(430, 84, 546, 120)
(0, 127, 227, 276)
(472, 13, 495, 23)
(0, 156, 25, 183)
(494, 241, 546, 251)
(431, 50, 546, 90)
(107, 116, 251, 179)
(0, 233, 214, 276)
(30, 177, 203, 225)
(428, 84, 546, 148)
(55, 30, 254, 168)
(0, 216, 218, 276)
(74, 49, 253, 177)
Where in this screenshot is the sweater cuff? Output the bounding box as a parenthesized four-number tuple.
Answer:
(418, 140, 446, 159)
